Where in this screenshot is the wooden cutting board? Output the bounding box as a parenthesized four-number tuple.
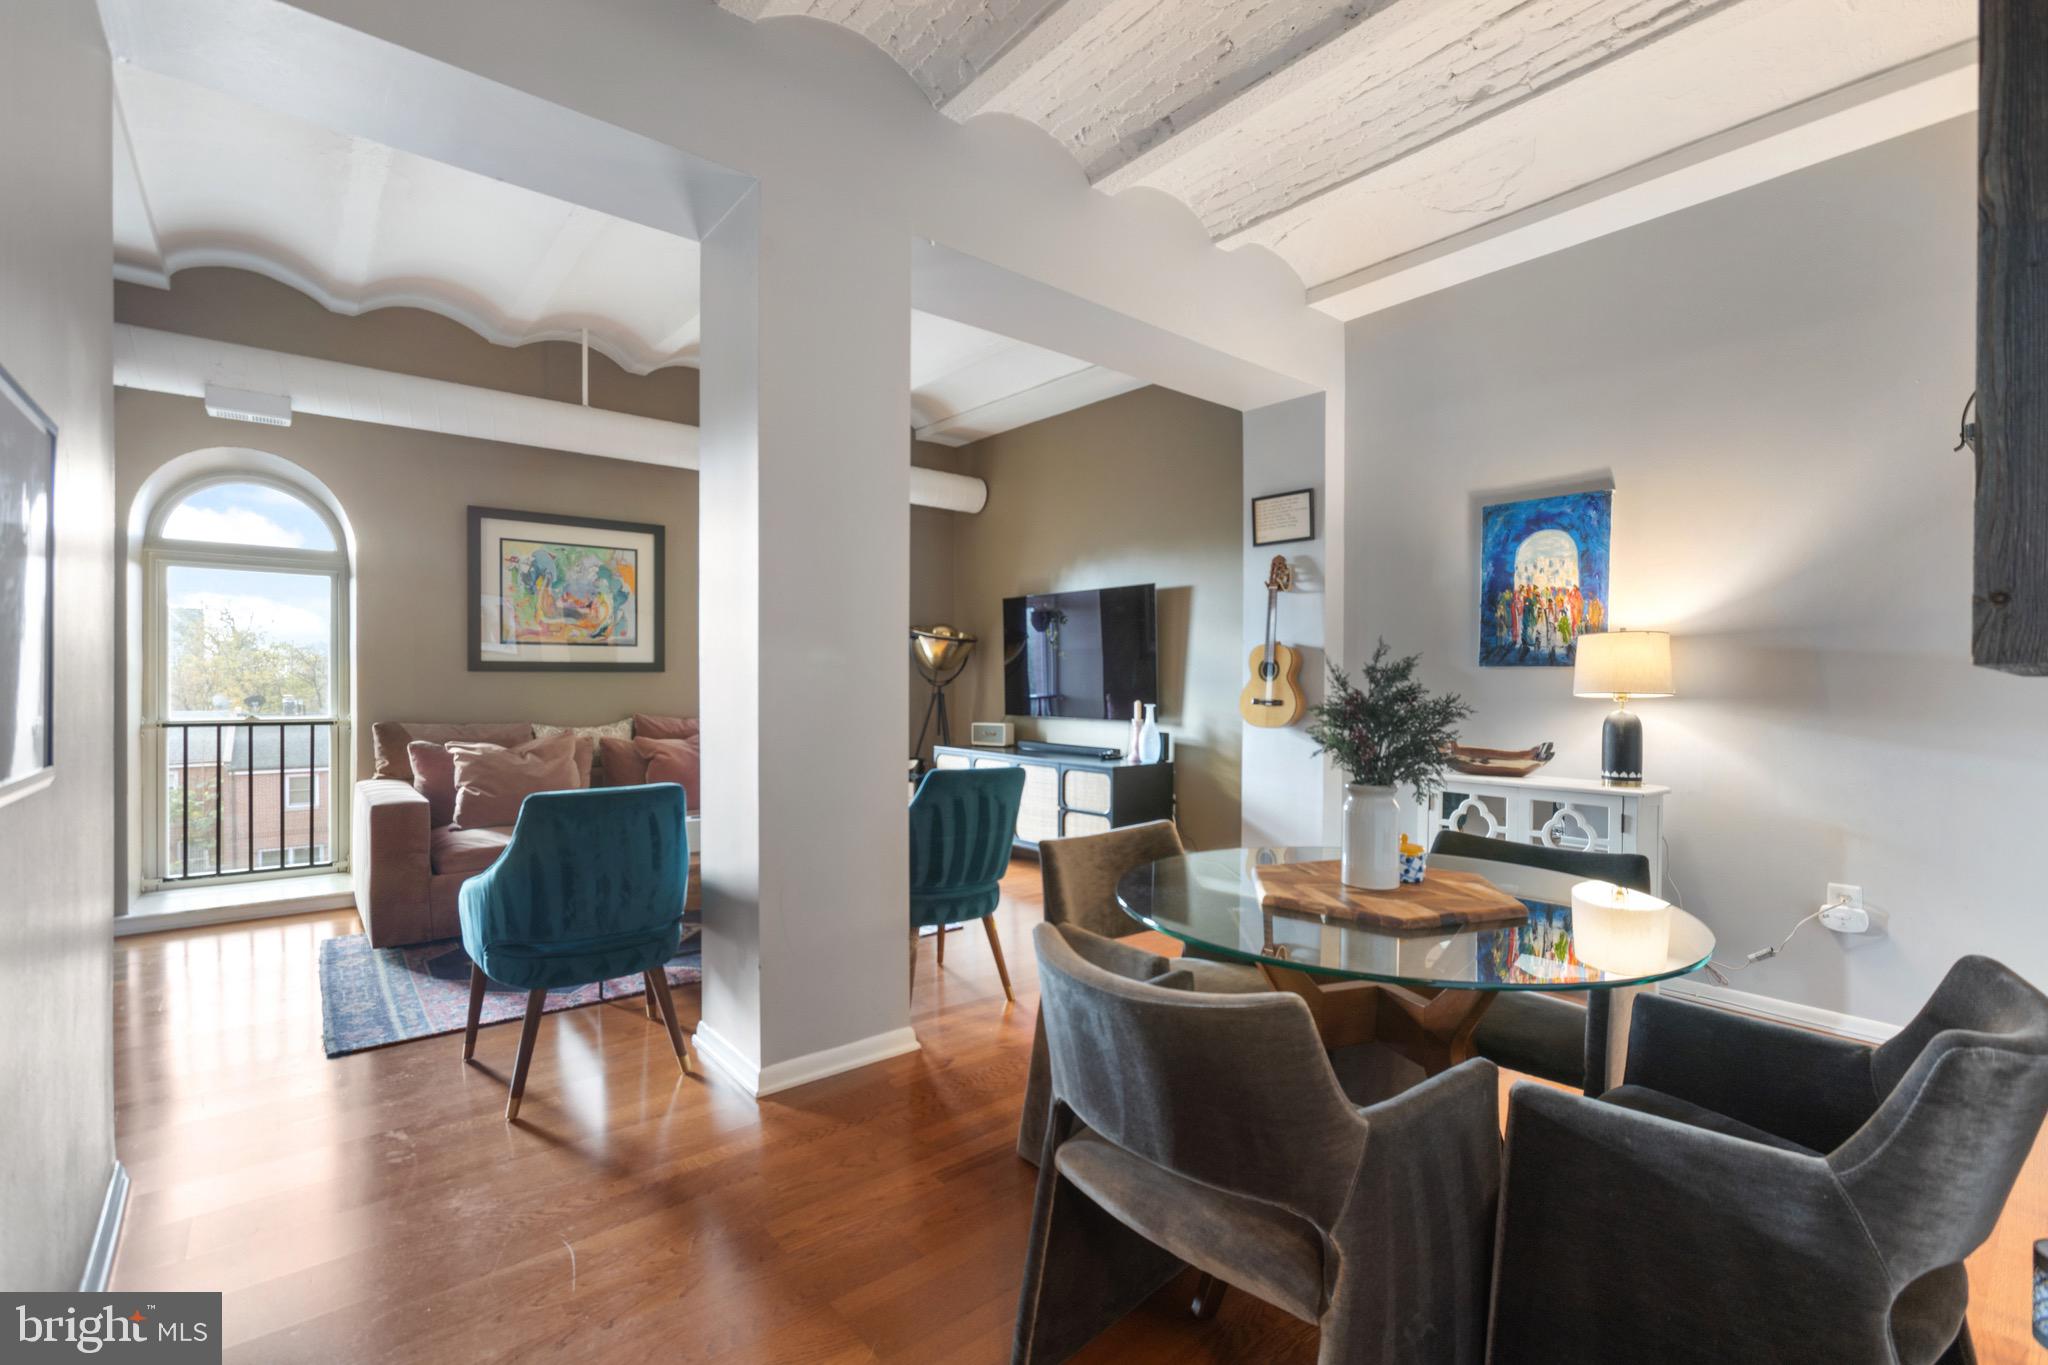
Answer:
(1256, 863, 1528, 932)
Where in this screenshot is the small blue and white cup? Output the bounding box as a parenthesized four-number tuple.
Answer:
(1399, 851, 1427, 884)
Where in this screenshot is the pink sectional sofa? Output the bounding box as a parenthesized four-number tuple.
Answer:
(352, 719, 699, 947)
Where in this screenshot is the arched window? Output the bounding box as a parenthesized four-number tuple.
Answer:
(144, 473, 350, 885)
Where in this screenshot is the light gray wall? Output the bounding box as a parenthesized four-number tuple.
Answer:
(1242, 396, 1331, 847)
(1345, 116, 2037, 1026)
(945, 385, 1244, 850)
(0, 0, 117, 1289)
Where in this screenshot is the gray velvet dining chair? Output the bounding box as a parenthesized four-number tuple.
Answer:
(1428, 830, 1654, 1092)
(1016, 822, 1268, 1162)
(1486, 954, 2048, 1365)
(1016, 921, 1501, 1365)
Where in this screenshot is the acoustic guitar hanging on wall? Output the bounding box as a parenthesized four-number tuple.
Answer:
(1240, 555, 1304, 727)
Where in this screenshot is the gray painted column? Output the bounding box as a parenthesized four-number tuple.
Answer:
(697, 184, 915, 1091)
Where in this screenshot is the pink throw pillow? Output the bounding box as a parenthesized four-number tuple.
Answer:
(597, 736, 650, 787)
(633, 714, 699, 741)
(406, 741, 459, 827)
(448, 734, 582, 829)
(635, 736, 700, 811)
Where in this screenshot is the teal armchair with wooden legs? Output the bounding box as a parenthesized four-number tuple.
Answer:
(459, 784, 693, 1120)
(909, 766, 1026, 1004)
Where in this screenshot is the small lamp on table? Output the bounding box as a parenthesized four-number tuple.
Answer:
(1572, 630, 1674, 787)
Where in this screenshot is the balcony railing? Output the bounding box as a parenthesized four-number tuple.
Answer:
(157, 719, 339, 883)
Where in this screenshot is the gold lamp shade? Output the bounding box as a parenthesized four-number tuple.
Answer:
(912, 626, 976, 673)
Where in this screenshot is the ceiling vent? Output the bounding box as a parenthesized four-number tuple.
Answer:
(203, 383, 293, 426)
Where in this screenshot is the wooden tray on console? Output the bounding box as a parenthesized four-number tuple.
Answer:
(1256, 863, 1528, 932)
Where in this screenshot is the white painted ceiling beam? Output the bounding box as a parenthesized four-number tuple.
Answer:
(939, 0, 1111, 121)
(915, 365, 1143, 445)
(1309, 43, 1978, 322)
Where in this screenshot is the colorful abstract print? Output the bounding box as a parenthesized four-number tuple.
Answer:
(499, 539, 638, 647)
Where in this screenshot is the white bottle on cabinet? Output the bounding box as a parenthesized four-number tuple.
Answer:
(1137, 704, 1163, 764)
(1127, 700, 1144, 763)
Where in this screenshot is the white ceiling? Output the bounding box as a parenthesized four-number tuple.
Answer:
(719, 0, 1976, 314)
(111, 64, 1138, 443)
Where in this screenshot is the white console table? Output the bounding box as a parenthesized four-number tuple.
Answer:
(1425, 774, 1668, 898)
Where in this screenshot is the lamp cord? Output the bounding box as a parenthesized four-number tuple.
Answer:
(1661, 835, 1843, 987)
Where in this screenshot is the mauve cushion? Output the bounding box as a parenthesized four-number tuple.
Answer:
(597, 736, 649, 787)
(636, 737, 700, 811)
(448, 734, 582, 829)
(371, 721, 534, 782)
(633, 714, 700, 740)
(406, 741, 459, 827)
(430, 824, 514, 877)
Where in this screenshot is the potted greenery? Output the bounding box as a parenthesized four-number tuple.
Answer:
(1305, 640, 1472, 889)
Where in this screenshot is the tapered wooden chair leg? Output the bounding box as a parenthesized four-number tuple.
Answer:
(648, 968, 692, 1074)
(1191, 1272, 1227, 1320)
(936, 923, 946, 966)
(506, 988, 546, 1121)
(643, 971, 660, 1020)
(463, 964, 487, 1062)
(983, 916, 1014, 1002)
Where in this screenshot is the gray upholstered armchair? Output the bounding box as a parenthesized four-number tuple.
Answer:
(1488, 955, 2048, 1365)
(1017, 921, 1501, 1365)
(1016, 822, 1267, 1162)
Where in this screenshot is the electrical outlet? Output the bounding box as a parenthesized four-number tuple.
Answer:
(1822, 883, 1869, 934)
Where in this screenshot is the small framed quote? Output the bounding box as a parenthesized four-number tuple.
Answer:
(468, 507, 665, 672)
(1251, 488, 1315, 547)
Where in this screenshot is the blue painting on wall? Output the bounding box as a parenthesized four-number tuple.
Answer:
(1479, 490, 1610, 667)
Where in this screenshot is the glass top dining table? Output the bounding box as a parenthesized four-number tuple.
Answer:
(1116, 846, 1715, 993)
(1116, 846, 1715, 1082)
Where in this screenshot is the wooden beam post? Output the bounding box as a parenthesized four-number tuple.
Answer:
(1976, 0, 2048, 674)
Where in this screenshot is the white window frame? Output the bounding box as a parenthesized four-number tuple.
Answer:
(142, 473, 352, 889)
(284, 771, 317, 811)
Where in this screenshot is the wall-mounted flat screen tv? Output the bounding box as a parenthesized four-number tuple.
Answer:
(1002, 584, 1158, 720)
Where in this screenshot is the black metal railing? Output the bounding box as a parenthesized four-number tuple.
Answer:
(158, 719, 338, 883)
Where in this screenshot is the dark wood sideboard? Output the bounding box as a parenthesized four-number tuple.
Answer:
(931, 745, 1175, 851)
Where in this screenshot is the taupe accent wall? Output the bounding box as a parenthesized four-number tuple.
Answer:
(939, 386, 1244, 850)
(0, 0, 118, 1290)
(114, 393, 701, 783)
(112, 272, 703, 789)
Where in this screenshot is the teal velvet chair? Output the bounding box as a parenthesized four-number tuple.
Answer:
(459, 784, 693, 1120)
(909, 766, 1026, 1004)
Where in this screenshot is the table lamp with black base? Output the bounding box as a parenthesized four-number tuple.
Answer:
(1572, 630, 1674, 787)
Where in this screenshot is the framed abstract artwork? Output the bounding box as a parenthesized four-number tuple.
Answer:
(467, 507, 664, 672)
(0, 362, 56, 797)
(1479, 489, 1611, 668)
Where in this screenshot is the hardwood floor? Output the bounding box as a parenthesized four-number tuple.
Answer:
(111, 859, 2045, 1363)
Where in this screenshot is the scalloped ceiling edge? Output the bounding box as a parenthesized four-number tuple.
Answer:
(128, 246, 699, 375)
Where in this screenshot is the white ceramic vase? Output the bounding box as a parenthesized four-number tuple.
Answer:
(1137, 703, 1163, 764)
(1341, 784, 1401, 890)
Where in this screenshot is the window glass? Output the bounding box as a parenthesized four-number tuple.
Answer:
(160, 481, 336, 551)
(165, 565, 332, 716)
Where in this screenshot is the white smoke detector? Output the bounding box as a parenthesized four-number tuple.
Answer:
(203, 383, 292, 426)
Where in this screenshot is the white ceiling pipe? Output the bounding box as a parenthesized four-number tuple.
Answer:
(111, 324, 989, 514)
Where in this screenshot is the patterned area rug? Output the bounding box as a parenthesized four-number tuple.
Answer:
(318, 928, 702, 1058)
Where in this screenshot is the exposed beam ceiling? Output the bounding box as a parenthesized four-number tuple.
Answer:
(722, 0, 1976, 316)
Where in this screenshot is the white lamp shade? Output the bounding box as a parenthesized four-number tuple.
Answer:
(1570, 879, 1673, 977)
(1573, 630, 1674, 699)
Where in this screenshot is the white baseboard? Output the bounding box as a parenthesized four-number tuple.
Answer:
(1661, 979, 1899, 1044)
(79, 1161, 129, 1292)
(693, 1022, 922, 1098)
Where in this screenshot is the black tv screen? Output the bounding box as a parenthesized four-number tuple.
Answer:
(1002, 584, 1159, 720)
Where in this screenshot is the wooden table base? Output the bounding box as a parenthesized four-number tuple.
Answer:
(1257, 963, 1497, 1076)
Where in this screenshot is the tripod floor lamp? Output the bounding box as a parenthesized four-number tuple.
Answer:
(911, 626, 976, 770)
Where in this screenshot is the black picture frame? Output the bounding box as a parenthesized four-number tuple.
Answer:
(1251, 487, 1316, 546)
(0, 360, 56, 792)
(466, 506, 665, 672)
